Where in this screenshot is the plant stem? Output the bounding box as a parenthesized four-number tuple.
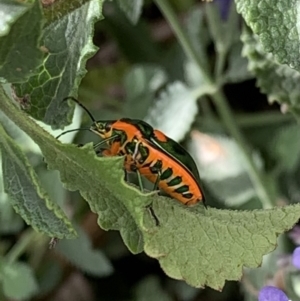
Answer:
(212, 91, 274, 208)
(154, 0, 212, 85)
(154, 0, 276, 208)
(214, 49, 227, 83)
(6, 229, 37, 264)
(235, 111, 292, 127)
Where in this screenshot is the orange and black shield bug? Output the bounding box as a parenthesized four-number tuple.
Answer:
(57, 97, 206, 207)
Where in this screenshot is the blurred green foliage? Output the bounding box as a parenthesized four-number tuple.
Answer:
(0, 0, 300, 300)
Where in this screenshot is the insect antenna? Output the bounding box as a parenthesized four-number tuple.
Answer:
(57, 97, 97, 140)
(56, 128, 91, 140)
(63, 96, 96, 123)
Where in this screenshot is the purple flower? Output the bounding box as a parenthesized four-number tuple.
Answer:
(292, 246, 300, 269)
(215, 0, 232, 20)
(258, 286, 289, 301)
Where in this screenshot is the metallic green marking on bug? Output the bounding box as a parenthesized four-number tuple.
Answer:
(174, 185, 189, 194)
(150, 160, 163, 173)
(182, 193, 193, 199)
(167, 176, 182, 187)
(160, 168, 173, 180)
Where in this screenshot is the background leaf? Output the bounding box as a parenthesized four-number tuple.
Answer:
(14, 0, 103, 128)
(116, 0, 144, 25)
(0, 123, 76, 239)
(135, 275, 172, 301)
(1, 260, 38, 300)
(0, 0, 29, 37)
(37, 259, 63, 296)
(57, 226, 113, 277)
(145, 81, 199, 141)
(0, 186, 23, 234)
(188, 131, 262, 207)
(271, 124, 300, 173)
(104, 2, 161, 64)
(123, 64, 168, 119)
(224, 40, 253, 84)
(0, 0, 44, 83)
(241, 28, 300, 116)
(186, 6, 210, 72)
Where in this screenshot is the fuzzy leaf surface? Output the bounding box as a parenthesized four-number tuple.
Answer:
(242, 28, 300, 116)
(1, 88, 300, 290)
(145, 82, 199, 141)
(0, 87, 144, 254)
(0, 124, 76, 239)
(142, 200, 300, 290)
(236, 0, 300, 70)
(0, 0, 44, 83)
(14, 0, 103, 128)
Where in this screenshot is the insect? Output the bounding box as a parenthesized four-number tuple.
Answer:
(57, 97, 206, 207)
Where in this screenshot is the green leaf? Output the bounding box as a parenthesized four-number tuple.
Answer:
(2, 86, 300, 290)
(104, 2, 161, 64)
(236, 0, 300, 70)
(125, 65, 167, 101)
(0, 123, 76, 239)
(0, 86, 144, 254)
(207, 0, 239, 48)
(272, 124, 300, 172)
(0, 0, 44, 83)
(241, 28, 300, 116)
(205, 1, 233, 52)
(135, 276, 172, 301)
(0, 191, 23, 234)
(43, 0, 93, 24)
(186, 6, 209, 63)
(37, 259, 63, 296)
(116, 0, 143, 25)
(188, 131, 262, 206)
(14, 0, 103, 128)
(145, 81, 199, 141)
(242, 235, 289, 301)
(168, 280, 199, 301)
(224, 40, 253, 84)
(1, 261, 38, 300)
(184, 61, 206, 89)
(124, 64, 168, 119)
(142, 200, 300, 290)
(79, 61, 128, 110)
(0, 0, 29, 37)
(57, 226, 113, 276)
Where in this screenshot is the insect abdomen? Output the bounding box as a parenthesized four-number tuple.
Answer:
(134, 146, 204, 205)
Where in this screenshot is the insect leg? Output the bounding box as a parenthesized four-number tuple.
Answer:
(93, 134, 119, 151)
(132, 141, 141, 161)
(150, 160, 163, 191)
(135, 169, 144, 192)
